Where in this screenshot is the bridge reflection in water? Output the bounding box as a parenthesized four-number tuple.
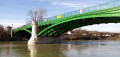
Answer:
(0, 41, 120, 57)
(28, 45, 36, 57)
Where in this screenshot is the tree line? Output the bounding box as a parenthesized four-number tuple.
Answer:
(0, 25, 11, 41)
(60, 29, 120, 40)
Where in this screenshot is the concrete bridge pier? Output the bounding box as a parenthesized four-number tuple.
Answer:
(6, 26, 12, 38)
(28, 20, 38, 45)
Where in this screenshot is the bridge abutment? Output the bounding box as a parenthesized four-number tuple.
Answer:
(28, 20, 38, 45)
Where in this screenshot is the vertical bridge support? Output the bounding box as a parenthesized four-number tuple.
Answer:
(6, 26, 12, 38)
(28, 20, 37, 45)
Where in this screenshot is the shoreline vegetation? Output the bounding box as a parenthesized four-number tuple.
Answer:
(0, 25, 11, 41)
(0, 24, 120, 41)
(60, 29, 120, 40)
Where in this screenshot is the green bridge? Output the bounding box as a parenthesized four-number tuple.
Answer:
(13, 0, 120, 38)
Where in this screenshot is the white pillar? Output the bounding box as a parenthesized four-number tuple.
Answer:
(28, 20, 37, 45)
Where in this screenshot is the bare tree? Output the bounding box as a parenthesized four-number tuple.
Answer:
(0, 25, 4, 33)
(37, 8, 47, 22)
(26, 7, 47, 24)
(26, 18, 32, 24)
(0, 25, 10, 40)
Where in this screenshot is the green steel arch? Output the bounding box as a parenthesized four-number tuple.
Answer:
(13, 0, 120, 37)
(37, 7, 120, 37)
(13, 25, 32, 35)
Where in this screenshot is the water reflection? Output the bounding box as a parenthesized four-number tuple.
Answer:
(28, 45, 36, 57)
(0, 41, 120, 57)
(67, 44, 72, 49)
(60, 41, 120, 57)
(61, 44, 98, 57)
(0, 42, 17, 57)
(27, 44, 66, 57)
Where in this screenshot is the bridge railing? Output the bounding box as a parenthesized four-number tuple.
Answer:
(46, 0, 120, 21)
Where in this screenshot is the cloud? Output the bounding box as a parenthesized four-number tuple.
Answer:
(28, 0, 58, 2)
(29, 0, 114, 9)
(38, 0, 52, 2)
(0, 19, 25, 28)
(51, 1, 100, 9)
(51, 2, 82, 8)
(81, 23, 120, 33)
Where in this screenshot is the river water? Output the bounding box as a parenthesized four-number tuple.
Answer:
(0, 40, 120, 57)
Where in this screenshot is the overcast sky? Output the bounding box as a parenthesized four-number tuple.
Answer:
(0, 0, 120, 32)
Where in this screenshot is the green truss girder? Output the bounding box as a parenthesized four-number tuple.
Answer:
(13, 6, 120, 37)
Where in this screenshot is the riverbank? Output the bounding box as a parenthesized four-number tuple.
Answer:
(60, 29, 120, 40)
(103, 36, 120, 40)
(61, 36, 120, 40)
(60, 34, 120, 40)
(0, 25, 12, 41)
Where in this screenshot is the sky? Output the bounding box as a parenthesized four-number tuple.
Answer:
(0, 0, 120, 32)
